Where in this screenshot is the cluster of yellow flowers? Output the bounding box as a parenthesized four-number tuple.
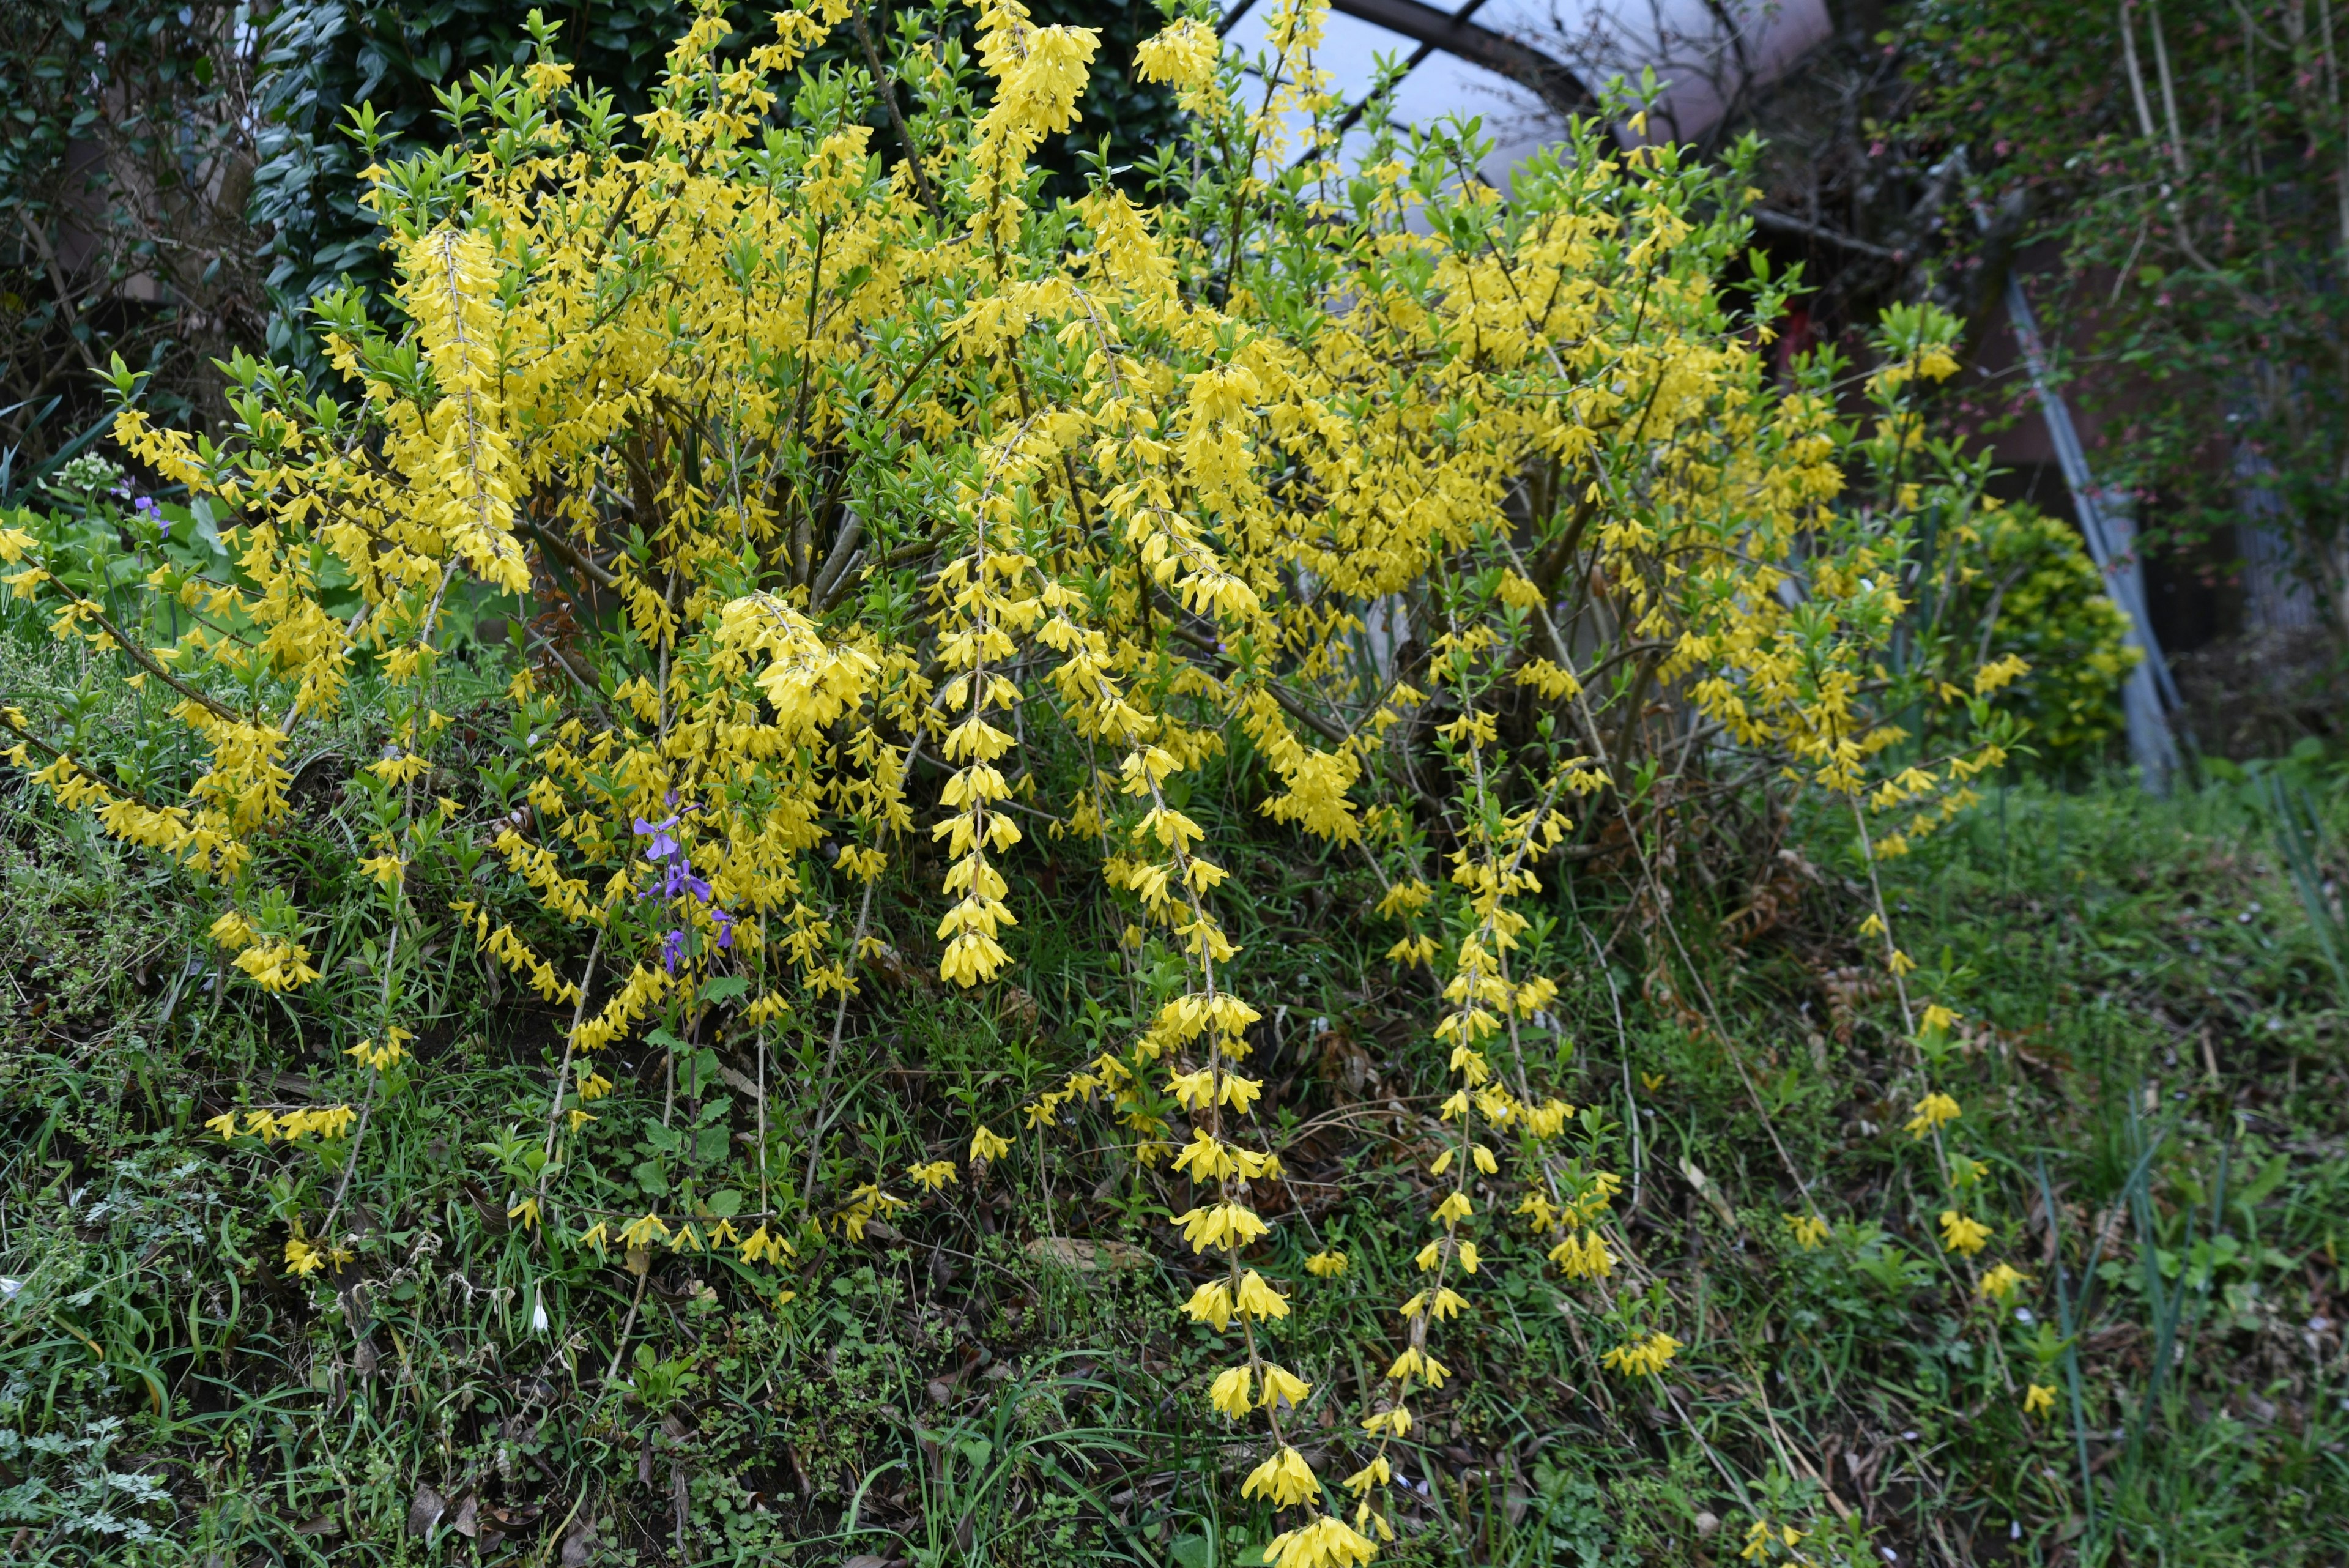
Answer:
(576, 1213, 800, 1265)
(281, 1221, 354, 1277)
(203, 1105, 358, 1143)
(0, 0, 2037, 1551)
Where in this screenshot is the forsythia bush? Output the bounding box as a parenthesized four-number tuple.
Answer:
(1, 0, 2030, 1555)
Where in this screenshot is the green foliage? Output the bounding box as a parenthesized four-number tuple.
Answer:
(251, 0, 708, 365)
(1961, 501, 2137, 770)
(1896, 0, 2349, 632)
(0, 0, 264, 477)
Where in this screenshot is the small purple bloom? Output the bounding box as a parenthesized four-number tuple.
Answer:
(636, 800, 732, 965)
(633, 813, 681, 862)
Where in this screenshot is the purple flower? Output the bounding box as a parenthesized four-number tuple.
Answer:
(633, 812, 681, 862)
(636, 800, 732, 966)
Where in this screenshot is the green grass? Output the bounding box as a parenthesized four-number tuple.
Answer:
(2, 626, 2345, 1567)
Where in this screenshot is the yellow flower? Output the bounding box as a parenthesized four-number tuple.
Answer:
(1181, 1279, 1236, 1334)
(1387, 932, 1439, 965)
(1548, 1228, 1616, 1280)
(1174, 1132, 1244, 1181)
(1600, 1331, 1681, 1378)
(1171, 1203, 1269, 1254)
(906, 1159, 958, 1192)
(1342, 1456, 1390, 1495)
(837, 1184, 906, 1241)
(1262, 1514, 1376, 1568)
(1740, 1520, 1805, 1562)
(1304, 1249, 1347, 1278)
(2023, 1382, 2057, 1416)
(1523, 1098, 1574, 1139)
(278, 1105, 355, 1142)
(968, 1124, 1011, 1162)
(1432, 1191, 1474, 1226)
(1978, 1261, 2030, 1302)
(1163, 1068, 1214, 1110)
(1938, 1209, 1991, 1256)
(1133, 17, 1219, 94)
(1905, 1091, 1961, 1139)
(507, 1196, 541, 1229)
(1975, 652, 2031, 694)
(1241, 1446, 1319, 1508)
(204, 1110, 240, 1141)
(1360, 1405, 1412, 1438)
(739, 1224, 792, 1265)
(1234, 1269, 1290, 1321)
(1208, 1365, 1253, 1419)
(345, 1036, 408, 1071)
(1784, 1213, 1831, 1250)
(1260, 1362, 1310, 1410)
(1386, 1347, 1450, 1387)
(1396, 1286, 1469, 1323)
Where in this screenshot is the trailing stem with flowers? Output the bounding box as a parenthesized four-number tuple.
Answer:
(0, 0, 2065, 1554)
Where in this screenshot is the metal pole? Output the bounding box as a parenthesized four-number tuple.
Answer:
(2003, 275, 2181, 792)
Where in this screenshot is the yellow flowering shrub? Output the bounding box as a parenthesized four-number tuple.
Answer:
(0, 0, 2031, 1552)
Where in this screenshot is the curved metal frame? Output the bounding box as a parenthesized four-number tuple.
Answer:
(1217, 0, 1599, 121)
